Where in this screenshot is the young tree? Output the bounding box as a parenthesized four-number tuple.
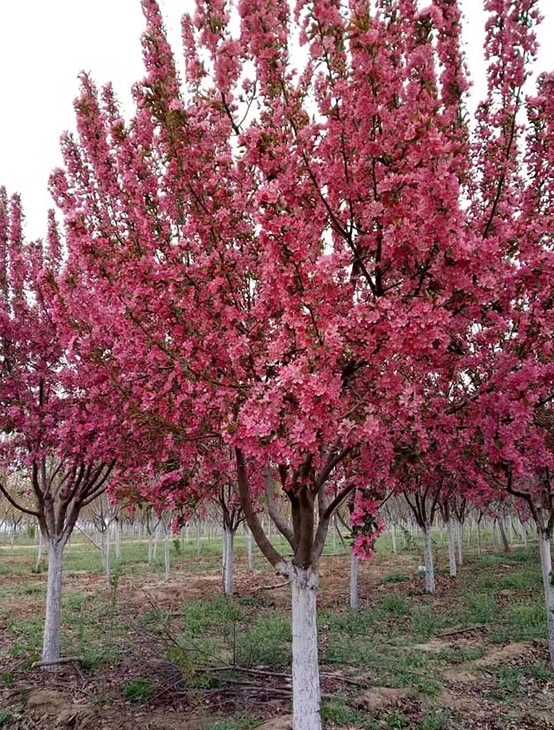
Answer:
(48, 1, 551, 725)
(0, 191, 114, 668)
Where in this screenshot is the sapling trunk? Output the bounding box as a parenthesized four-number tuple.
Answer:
(291, 567, 321, 730)
(196, 521, 201, 558)
(115, 522, 121, 560)
(42, 539, 64, 668)
(223, 526, 235, 595)
(164, 525, 170, 581)
(350, 548, 360, 610)
(498, 517, 510, 553)
(423, 524, 436, 594)
(456, 519, 464, 565)
(247, 527, 255, 571)
(447, 520, 457, 577)
(35, 528, 44, 573)
(104, 524, 112, 586)
(538, 532, 554, 670)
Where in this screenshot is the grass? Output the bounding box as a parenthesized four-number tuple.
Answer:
(0, 711, 13, 728)
(123, 677, 155, 703)
(1, 532, 552, 729)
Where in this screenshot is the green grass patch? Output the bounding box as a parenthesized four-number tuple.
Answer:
(123, 677, 155, 703)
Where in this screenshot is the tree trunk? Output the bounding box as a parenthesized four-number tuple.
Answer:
(196, 522, 201, 558)
(42, 539, 64, 668)
(35, 528, 44, 573)
(247, 527, 255, 571)
(447, 520, 457, 577)
(223, 527, 235, 595)
(477, 522, 482, 556)
(164, 525, 171, 581)
(498, 517, 510, 553)
(114, 522, 121, 560)
(391, 523, 397, 554)
(539, 532, 554, 670)
(350, 549, 360, 610)
(456, 519, 464, 565)
(104, 524, 112, 586)
(291, 567, 321, 730)
(423, 524, 435, 594)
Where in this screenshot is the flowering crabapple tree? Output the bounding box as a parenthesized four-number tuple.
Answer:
(0, 191, 114, 668)
(48, 0, 552, 725)
(452, 56, 554, 664)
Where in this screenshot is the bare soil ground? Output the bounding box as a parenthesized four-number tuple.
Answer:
(1, 536, 553, 729)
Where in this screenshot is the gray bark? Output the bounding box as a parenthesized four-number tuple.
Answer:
(539, 532, 554, 669)
(447, 520, 457, 577)
(291, 567, 321, 730)
(423, 524, 436, 594)
(223, 527, 235, 595)
(42, 539, 64, 668)
(350, 549, 360, 610)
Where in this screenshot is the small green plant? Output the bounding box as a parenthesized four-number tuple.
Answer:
(236, 614, 291, 667)
(464, 593, 498, 624)
(183, 597, 242, 637)
(528, 662, 552, 683)
(381, 594, 409, 617)
(383, 574, 411, 584)
(419, 710, 449, 730)
(208, 717, 257, 730)
(321, 698, 364, 726)
(0, 710, 13, 728)
(411, 607, 440, 639)
(386, 711, 410, 729)
(1, 672, 15, 687)
(493, 667, 524, 700)
(123, 677, 155, 703)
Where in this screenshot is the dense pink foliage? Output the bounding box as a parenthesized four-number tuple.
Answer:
(30, 0, 552, 562)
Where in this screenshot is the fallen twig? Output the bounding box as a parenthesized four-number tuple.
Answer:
(31, 656, 83, 669)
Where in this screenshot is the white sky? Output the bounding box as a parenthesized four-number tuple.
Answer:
(0, 0, 553, 238)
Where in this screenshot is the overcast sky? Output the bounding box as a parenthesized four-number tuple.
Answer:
(1, 0, 553, 238)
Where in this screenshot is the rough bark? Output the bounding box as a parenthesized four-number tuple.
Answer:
(539, 532, 554, 670)
(223, 526, 235, 595)
(291, 567, 321, 730)
(498, 517, 511, 553)
(35, 527, 45, 573)
(423, 524, 436, 594)
(447, 519, 457, 578)
(42, 539, 64, 668)
(114, 522, 121, 560)
(456, 519, 464, 565)
(247, 527, 255, 571)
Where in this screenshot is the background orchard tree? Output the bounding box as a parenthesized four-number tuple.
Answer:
(0, 190, 115, 668)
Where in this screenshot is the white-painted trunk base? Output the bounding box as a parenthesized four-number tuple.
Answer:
(223, 528, 235, 595)
(291, 568, 321, 730)
(447, 520, 457, 578)
(42, 540, 64, 668)
(456, 520, 464, 566)
(539, 533, 554, 669)
(247, 528, 255, 571)
(350, 550, 360, 610)
(423, 525, 436, 594)
(164, 528, 171, 581)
